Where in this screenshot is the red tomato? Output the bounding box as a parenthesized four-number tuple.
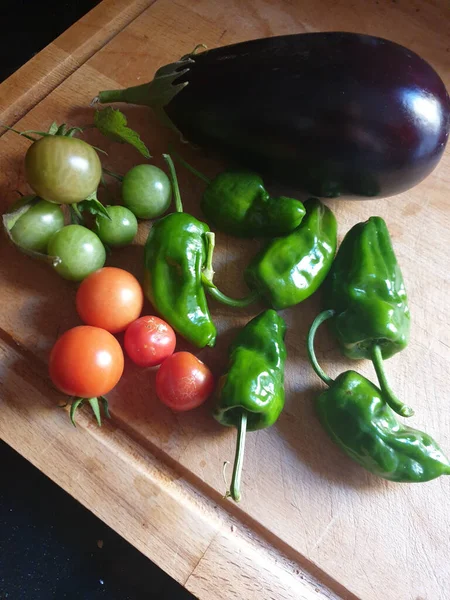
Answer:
(124, 316, 176, 367)
(156, 352, 214, 411)
(76, 267, 144, 334)
(49, 326, 124, 398)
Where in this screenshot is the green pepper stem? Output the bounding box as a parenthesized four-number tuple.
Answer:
(202, 232, 258, 308)
(171, 147, 211, 184)
(307, 310, 336, 387)
(371, 345, 414, 417)
(230, 411, 247, 502)
(163, 153, 183, 213)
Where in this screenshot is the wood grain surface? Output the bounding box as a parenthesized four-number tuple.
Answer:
(1, 0, 450, 599)
(0, 0, 157, 129)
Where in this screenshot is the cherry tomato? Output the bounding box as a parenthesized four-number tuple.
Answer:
(49, 326, 124, 398)
(156, 352, 214, 411)
(93, 205, 138, 247)
(47, 225, 106, 281)
(124, 316, 176, 367)
(122, 164, 171, 219)
(9, 198, 64, 253)
(25, 136, 102, 204)
(76, 267, 144, 333)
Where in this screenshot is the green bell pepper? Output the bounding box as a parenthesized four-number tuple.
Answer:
(317, 216, 412, 416)
(307, 311, 450, 482)
(143, 155, 216, 348)
(214, 309, 287, 502)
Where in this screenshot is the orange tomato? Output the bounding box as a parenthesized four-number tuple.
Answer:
(76, 267, 144, 333)
(49, 326, 124, 398)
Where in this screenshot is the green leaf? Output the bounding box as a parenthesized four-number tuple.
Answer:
(70, 398, 84, 427)
(78, 194, 111, 220)
(94, 107, 151, 158)
(88, 397, 102, 427)
(66, 126, 84, 137)
(48, 122, 59, 135)
(56, 123, 68, 136)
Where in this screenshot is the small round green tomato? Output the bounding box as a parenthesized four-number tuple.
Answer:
(10, 199, 64, 253)
(25, 136, 102, 204)
(122, 164, 171, 219)
(47, 225, 106, 281)
(93, 205, 138, 247)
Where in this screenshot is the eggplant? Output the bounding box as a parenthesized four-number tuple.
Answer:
(98, 33, 450, 199)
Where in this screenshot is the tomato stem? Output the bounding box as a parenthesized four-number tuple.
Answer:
(1, 124, 39, 142)
(102, 167, 124, 182)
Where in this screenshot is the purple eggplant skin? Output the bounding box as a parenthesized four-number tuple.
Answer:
(98, 33, 450, 199)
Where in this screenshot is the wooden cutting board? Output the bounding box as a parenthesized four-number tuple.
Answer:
(1, 1, 450, 598)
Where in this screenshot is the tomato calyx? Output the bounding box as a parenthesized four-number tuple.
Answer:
(76, 191, 112, 222)
(2, 121, 84, 141)
(69, 395, 110, 427)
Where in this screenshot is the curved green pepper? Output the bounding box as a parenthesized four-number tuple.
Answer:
(317, 216, 412, 416)
(214, 309, 287, 502)
(308, 311, 450, 482)
(244, 198, 337, 309)
(204, 198, 337, 310)
(201, 170, 305, 237)
(143, 155, 216, 348)
(172, 151, 305, 238)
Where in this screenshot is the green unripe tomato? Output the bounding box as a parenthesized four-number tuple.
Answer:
(25, 136, 102, 204)
(9, 198, 64, 253)
(94, 205, 138, 247)
(47, 225, 106, 281)
(122, 164, 171, 219)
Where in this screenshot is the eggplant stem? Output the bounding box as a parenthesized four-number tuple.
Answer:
(307, 310, 335, 387)
(98, 83, 150, 106)
(371, 345, 413, 417)
(163, 154, 183, 213)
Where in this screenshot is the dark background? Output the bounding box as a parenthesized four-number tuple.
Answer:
(0, 1, 194, 598)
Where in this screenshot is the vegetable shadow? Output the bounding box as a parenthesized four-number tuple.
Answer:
(276, 296, 387, 490)
(0, 345, 67, 415)
(275, 383, 387, 491)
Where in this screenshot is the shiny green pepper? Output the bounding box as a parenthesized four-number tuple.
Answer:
(214, 309, 287, 502)
(143, 155, 216, 348)
(202, 170, 305, 237)
(318, 216, 412, 416)
(173, 152, 305, 237)
(308, 311, 450, 482)
(204, 198, 337, 311)
(245, 198, 337, 309)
